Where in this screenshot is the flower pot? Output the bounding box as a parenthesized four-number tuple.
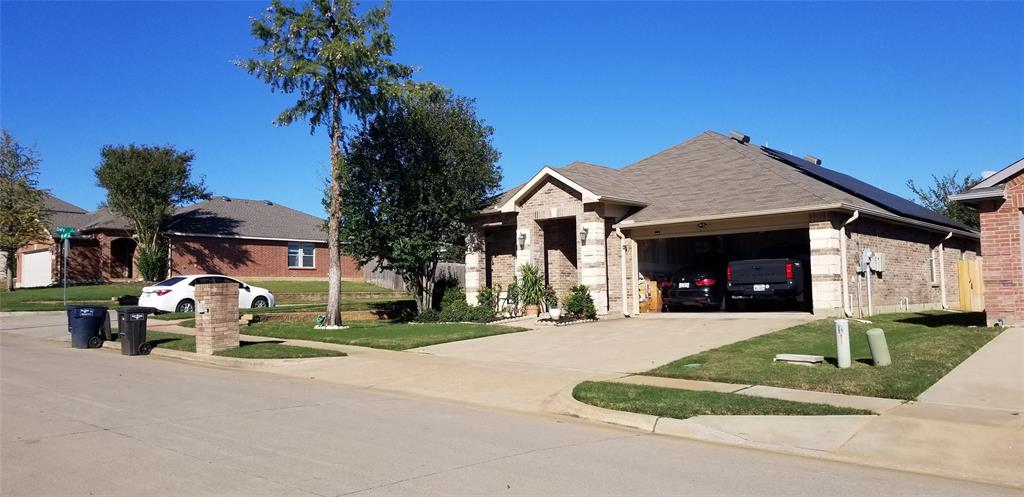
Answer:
(548, 308, 562, 320)
(524, 304, 540, 317)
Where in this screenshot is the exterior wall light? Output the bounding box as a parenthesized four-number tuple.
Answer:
(579, 227, 589, 245)
(518, 232, 527, 249)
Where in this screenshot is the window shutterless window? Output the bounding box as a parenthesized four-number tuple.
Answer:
(929, 248, 938, 284)
(288, 243, 315, 268)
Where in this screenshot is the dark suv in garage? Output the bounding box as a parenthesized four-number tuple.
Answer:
(726, 258, 806, 308)
(662, 267, 727, 311)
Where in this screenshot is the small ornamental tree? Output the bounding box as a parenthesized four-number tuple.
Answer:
(240, 0, 413, 327)
(341, 85, 501, 312)
(0, 130, 48, 291)
(907, 171, 980, 229)
(94, 144, 208, 281)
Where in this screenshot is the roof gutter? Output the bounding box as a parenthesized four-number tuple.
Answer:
(841, 204, 979, 240)
(949, 188, 1006, 204)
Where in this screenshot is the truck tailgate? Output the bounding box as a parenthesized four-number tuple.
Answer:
(729, 259, 788, 284)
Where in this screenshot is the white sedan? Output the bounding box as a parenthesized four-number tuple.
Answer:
(138, 275, 276, 313)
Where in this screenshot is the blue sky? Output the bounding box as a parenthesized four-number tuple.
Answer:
(3, 1, 1022, 217)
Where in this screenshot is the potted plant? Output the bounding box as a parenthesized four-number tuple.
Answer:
(543, 285, 561, 320)
(519, 263, 543, 317)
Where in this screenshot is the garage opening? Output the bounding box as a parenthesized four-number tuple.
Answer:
(637, 228, 811, 312)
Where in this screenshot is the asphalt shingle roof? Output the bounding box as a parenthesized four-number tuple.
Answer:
(484, 130, 970, 232)
(164, 197, 327, 242)
(42, 193, 88, 231)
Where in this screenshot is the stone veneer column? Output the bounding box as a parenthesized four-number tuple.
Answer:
(808, 213, 844, 315)
(194, 282, 240, 355)
(464, 227, 486, 306)
(579, 211, 609, 314)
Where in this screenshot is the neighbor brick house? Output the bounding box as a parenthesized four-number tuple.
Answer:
(467, 130, 979, 317)
(14, 195, 360, 287)
(952, 157, 1024, 326)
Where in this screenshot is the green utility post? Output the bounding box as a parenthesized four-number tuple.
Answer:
(55, 226, 76, 305)
(866, 328, 892, 367)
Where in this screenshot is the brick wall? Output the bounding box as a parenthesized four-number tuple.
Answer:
(485, 226, 516, 288)
(194, 282, 239, 355)
(978, 173, 1024, 326)
(169, 235, 360, 280)
(541, 217, 578, 298)
(845, 217, 977, 315)
(16, 230, 141, 286)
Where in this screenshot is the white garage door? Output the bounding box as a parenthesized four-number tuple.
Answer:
(20, 250, 53, 288)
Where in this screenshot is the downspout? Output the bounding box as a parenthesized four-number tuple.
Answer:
(614, 228, 630, 317)
(940, 231, 953, 309)
(840, 210, 860, 317)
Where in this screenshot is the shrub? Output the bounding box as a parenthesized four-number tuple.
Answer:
(467, 303, 495, 323)
(417, 308, 440, 323)
(519, 263, 543, 306)
(476, 285, 500, 312)
(505, 279, 521, 317)
(564, 284, 597, 319)
(136, 245, 168, 281)
(542, 285, 558, 310)
(434, 287, 494, 322)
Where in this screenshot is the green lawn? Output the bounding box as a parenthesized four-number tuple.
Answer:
(151, 298, 415, 321)
(646, 312, 1000, 400)
(242, 321, 528, 350)
(247, 280, 391, 294)
(1, 280, 399, 312)
(573, 381, 872, 418)
(144, 330, 344, 358)
(1, 283, 145, 311)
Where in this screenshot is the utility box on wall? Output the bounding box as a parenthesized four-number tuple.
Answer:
(194, 282, 240, 355)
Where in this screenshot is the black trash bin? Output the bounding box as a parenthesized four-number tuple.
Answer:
(66, 305, 110, 349)
(117, 307, 156, 356)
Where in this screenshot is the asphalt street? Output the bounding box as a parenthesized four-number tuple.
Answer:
(1, 318, 1018, 496)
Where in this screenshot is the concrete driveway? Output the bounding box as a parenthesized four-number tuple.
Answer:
(414, 312, 814, 374)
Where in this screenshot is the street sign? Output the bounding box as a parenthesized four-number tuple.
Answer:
(55, 226, 76, 240)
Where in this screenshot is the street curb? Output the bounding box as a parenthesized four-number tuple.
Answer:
(99, 340, 344, 369)
(0, 310, 67, 317)
(544, 391, 1024, 489)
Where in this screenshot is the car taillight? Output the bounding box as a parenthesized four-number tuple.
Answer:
(727, 267, 732, 282)
(155, 289, 172, 296)
(785, 263, 794, 280)
(694, 278, 717, 287)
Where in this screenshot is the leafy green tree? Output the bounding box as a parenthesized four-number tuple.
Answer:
(341, 86, 501, 311)
(0, 130, 48, 291)
(94, 145, 208, 281)
(907, 171, 980, 229)
(240, 0, 413, 327)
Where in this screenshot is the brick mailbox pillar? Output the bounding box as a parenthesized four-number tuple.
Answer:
(194, 282, 239, 355)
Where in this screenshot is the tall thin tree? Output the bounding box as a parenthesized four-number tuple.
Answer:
(240, 0, 412, 327)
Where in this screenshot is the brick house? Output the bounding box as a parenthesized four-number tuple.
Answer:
(952, 157, 1024, 326)
(466, 130, 979, 317)
(14, 195, 359, 287)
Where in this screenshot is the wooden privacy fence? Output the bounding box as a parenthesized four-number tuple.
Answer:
(958, 258, 985, 312)
(363, 260, 466, 292)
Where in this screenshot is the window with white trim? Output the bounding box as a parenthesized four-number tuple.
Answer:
(288, 243, 315, 268)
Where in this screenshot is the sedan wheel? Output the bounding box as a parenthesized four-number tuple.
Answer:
(176, 300, 195, 313)
(252, 297, 268, 308)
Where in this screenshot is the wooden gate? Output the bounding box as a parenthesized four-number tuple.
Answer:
(958, 259, 985, 312)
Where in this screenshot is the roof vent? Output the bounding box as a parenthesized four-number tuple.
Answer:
(803, 155, 822, 166)
(729, 131, 750, 144)
(263, 200, 273, 206)
(220, 196, 231, 202)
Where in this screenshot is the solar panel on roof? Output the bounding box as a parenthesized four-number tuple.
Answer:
(760, 147, 972, 232)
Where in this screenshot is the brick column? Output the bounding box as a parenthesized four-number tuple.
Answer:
(194, 282, 239, 355)
(464, 226, 486, 306)
(809, 213, 844, 315)
(579, 210, 609, 314)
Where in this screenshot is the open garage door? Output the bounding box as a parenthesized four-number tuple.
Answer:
(20, 250, 53, 288)
(636, 228, 811, 312)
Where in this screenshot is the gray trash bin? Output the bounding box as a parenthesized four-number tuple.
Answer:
(117, 307, 156, 356)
